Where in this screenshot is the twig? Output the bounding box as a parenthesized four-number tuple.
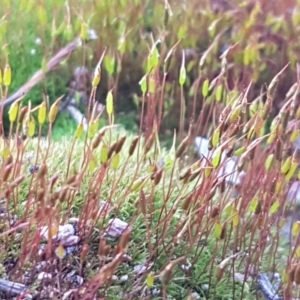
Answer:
(63, 99, 105, 132)
(4, 29, 98, 108)
(65, 105, 89, 131)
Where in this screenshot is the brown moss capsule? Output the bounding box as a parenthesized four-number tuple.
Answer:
(249, 146, 256, 161)
(154, 168, 163, 185)
(282, 147, 292, 160)
(188, 169, 202, 182)
(275, 139, 282, 161)
(92, 131, 105, 150)
(37, 164, 48, 180)
(160, 265, 173, 286)
(208, 136, 213, 150)
(219, 179, 226, 193)
(80, 243, 89, 263)
(2, 163, 13, 182)
(10, 174, 26, 188)
(5, 188, 10, 199)
(50, 191, 60, 203)
(150, 169, 158, 181)
(268, 64, 289, 97)
(182, 193, 193, 211)
(260, 98, 272, 121)
(289, 264, 297, 284)
(128, 136, 139, 156)
(144, 133, 155, 154)
(210, 205, 220, 218)
(115, 136, 127, 154)
(160, 257, 186, 285)
(179, 168, 191, 181)
(226, 146, 234, 158)
(139, 189, 147, 215)
(269, 177, 277, 195)
(228, 122, 240, 139)
(98, 238, 107, 256)
(257, 214, 265, 229)
(254, 200, 262, 215)
(18, 106, 28, 124)
(280, 107, 290, 130)
(163, 6, 169, 27)
(206, 185, 217, 202)
(220, 222, 227, 240)
(59, 187, 69, 202)
(5, 155, 13, 166)
(119, 228, 132, 252)
(66, 174, 78, 185)
(49, 174, 60, 191)
(176, 135, 190, 158)
(37, 189, 46, 203)
(107, 141, 118, 160)
(286, 82, 298, 99)
(295, 264, 300, 285)
(216, 266, 225, 282)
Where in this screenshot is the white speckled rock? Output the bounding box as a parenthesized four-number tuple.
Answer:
(104, 218, 129, 238)
(195, 136, 246, 186)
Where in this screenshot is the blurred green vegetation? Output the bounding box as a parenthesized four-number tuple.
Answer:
(0, 0, 300, 136)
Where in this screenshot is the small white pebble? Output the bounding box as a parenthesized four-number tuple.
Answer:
(37, 272, 52, 281)
(120, 275, 128, 283)
(201, 284, 209, 290)
(61, 235, 80, 246)
(234, 272, 245, 282)
(133, 264, 147, 275)
(152, 288, 161, 296)
(273, 273, 281, 280)
(35, 261, 47, 272)
(38, 245, 46, 256)
(191, 292, 201, 299)
(180, 263, 191, 272)
(68, 217, 79, 224)
(75, 275, 84, 285)
(122, 254, 132, 262)
(65, 270, 76, 278)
